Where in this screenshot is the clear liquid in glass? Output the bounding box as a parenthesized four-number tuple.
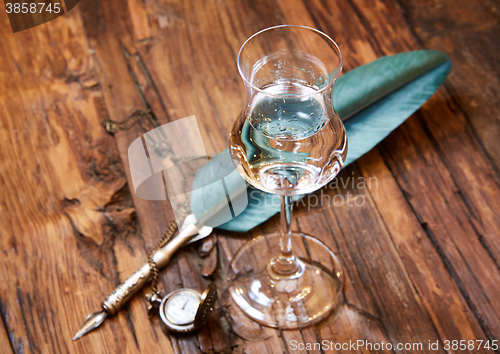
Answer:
(230, 83, 347, 195)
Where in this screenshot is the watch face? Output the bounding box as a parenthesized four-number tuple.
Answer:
(164, 290, 201, 325)
(158, 286, 216, 333)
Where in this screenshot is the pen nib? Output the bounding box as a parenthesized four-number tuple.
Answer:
(72, 310, 108, 341)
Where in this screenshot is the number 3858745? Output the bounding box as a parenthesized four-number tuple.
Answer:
(5, 2, 62, 14)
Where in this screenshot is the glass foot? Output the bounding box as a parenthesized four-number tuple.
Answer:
(228, 233, 344, 329)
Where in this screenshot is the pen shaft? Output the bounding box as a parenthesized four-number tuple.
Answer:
(102, 223, 199, 314)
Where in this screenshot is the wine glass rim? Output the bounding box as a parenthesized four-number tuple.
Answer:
(237, 24, 343, 96)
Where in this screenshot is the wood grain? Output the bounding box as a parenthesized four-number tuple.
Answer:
(396, 0, 500, 173)
(0, 0, 498, 353)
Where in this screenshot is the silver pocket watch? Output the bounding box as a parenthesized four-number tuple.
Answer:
(147, 283, 217, 333)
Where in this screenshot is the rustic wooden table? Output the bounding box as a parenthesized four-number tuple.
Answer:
(1, 1, 499, 353)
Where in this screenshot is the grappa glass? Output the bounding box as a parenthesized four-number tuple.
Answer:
(229, 25, 347, 328)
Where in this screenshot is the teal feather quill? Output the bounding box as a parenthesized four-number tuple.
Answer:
(191, 50, 451, 232)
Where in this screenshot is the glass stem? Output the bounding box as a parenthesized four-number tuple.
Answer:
(269, 195, 300, 277)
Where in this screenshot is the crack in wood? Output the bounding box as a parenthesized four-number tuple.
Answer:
(133, 51, 171, 122)
(392, 175, 494, 342)
(441, 82, 500, 181)
(0, 298, 20, 354)
(119, 42, 162, 129)
(62, 184, 138, 283)
(15, 288, 39, 354)
(124, 309, 140, 349)
(415, 110, 500, 271)
(277, 328, 291, 354)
